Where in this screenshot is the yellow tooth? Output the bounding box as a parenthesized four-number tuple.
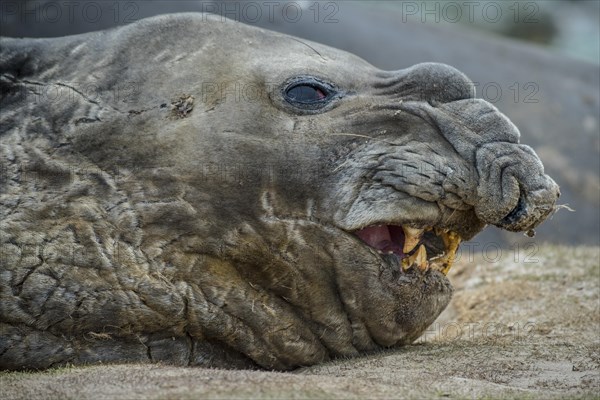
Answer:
(402, 226, 424, 254)
(434, 227, 449, 236)
(403, 244, 428, 271)
(401, 258, 410, 270)
(414, 244, 428, 271)
(439, 231, 461, 275)
(402, 250, 416, 270)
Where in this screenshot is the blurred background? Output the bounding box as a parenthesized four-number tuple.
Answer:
(1, 0, 599, 249)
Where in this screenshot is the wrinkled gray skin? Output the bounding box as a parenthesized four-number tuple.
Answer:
(0, 14, 559, 370)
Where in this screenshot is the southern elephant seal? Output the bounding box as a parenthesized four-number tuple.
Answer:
(0, 13, 559, 370)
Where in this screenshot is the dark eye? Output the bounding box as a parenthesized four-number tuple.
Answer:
(286, 85, 327, 103)
(282, 77, 338, 111)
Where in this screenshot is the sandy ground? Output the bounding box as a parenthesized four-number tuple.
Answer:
(1, 244, 598, 399)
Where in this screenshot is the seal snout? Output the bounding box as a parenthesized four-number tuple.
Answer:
(384, 88, 559, 236)
(377, 62, 476, 104)
(474, 142, 561, 232)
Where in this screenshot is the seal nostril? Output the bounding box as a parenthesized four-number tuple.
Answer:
(500, 194, 529, 226)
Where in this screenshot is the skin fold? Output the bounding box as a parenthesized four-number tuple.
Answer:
(0, 13, 559, 370)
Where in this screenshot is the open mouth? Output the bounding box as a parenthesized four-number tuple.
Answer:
(353, 225, 462, 275)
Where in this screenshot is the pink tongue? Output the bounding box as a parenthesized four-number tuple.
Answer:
(355, 225, 405, 256)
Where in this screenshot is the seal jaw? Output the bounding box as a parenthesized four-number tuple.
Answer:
(352, 224, 462, 276)
(369, 249, 454, 347)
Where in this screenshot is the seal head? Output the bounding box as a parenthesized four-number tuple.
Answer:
(0, 13, 559, 370)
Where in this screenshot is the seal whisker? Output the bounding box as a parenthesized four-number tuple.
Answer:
(290, 37, 325, 60)
(328, 132, 398, 146)
(329, 133, 373, 140)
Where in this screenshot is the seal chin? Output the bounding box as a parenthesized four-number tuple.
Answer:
(351, 223, 462, 276)
(364, 247, 454, 347)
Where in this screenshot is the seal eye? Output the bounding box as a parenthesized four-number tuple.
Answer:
(286, 85, 327, 103)
(282, 77, 338, 111)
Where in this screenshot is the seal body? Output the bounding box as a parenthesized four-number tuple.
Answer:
(0, 13, 558, 370)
